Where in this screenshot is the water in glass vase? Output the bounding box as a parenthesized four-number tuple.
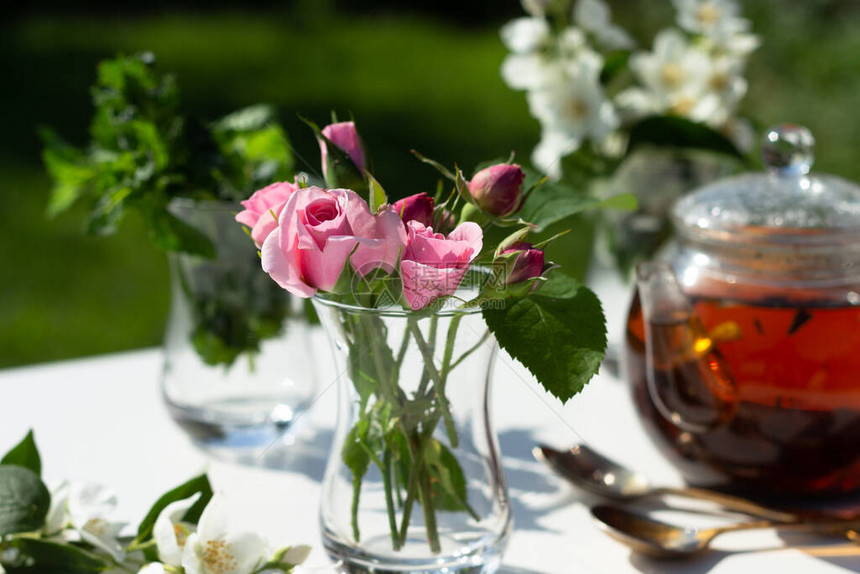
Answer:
(314, 298, 511, 574)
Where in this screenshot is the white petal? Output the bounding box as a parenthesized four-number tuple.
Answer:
(80, 518, 126, 562)
(181, 533, 204, 574)
(68, 483, 117, 529)
(138, 564, 167, 574)
(595, 26, 635, 50)
(615, 88, 662, 118)
(575, 0, 610, 31)
(520, 0, 547, 17)
(559, 27, 586, 54)
(196, 493, 231, 542)
(154, 494, 201, 567)
(277, 545, 311, 566)
(500, 17, 551, 53)
(43, 480, 70, 535)
(501, 54, 553, 90)
(532, 131, 579, 180)
(653, 28, 688, 61)
(223, 531, 267, 574)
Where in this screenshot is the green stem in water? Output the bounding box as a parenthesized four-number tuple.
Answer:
(350, 475, 362, 542)
(382, 450, 402, 550)
(436, 315, 462, 447)
(448, 329, 491, 371)
(417, 462, 442, 554)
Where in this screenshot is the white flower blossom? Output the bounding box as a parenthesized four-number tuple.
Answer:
(618, 29, 722, 124)
(527, 53, 619, 179)
(154, 493, 200, 567)
(68, 483, 127, 562)
(181, 494, 267, 574)
(673, 0, 759, 55)
(500, 17, 557, 90)
(574, 0, 635, 50)
(138, 564, 168, 574)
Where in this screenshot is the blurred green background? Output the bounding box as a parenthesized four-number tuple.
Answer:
(2, 0, 859, 368)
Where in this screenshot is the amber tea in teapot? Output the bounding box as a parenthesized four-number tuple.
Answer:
(626, 291, 860, 495)
(624, 125, 860, 497)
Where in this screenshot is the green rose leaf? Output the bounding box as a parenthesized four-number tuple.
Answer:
(483, 273, 606, 403)
(426, 440, 477, 518)
(1, 430, 41, 476)
(0, 538, 109, 574)
(519, 178, 635, 232)
(626, 115, 746, 161)
(135, 473, 213, 544)
(0, 465, 51, 536)
(342, 422, 371, 542)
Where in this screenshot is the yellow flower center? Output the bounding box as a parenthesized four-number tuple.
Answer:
(709, 71, 729, 92)
(174, 523, 190, 548)
(670, 95, 697, 116)
(565, 97, 590, 121)
(660, 63, 686, 89)
(697, 3, 721, 26)
(84, 518, 108, 535)
(201, 539, 238, 574)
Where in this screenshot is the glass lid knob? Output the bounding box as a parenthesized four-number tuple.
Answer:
(761, 124, 815, 177)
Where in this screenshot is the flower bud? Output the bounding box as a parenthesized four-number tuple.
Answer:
(393, 193, 434, 227)
(319, 121, 366, 189)
(468, 163, 525, 217)
(500, 242, 545, 285)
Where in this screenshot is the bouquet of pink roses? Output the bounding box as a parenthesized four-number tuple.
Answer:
(236, 118, 608, 555)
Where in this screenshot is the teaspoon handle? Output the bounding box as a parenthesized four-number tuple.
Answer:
(651, 486, 799, 523)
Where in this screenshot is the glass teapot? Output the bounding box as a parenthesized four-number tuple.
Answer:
(624, 125, 860, 497)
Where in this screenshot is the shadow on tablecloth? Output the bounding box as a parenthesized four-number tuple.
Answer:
(499, 427, 585, 536)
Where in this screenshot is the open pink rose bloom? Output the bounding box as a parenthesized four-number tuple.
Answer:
(400, 221, 483, 310)
(261, 186, 405, 298)
(234, 179, 300, 246)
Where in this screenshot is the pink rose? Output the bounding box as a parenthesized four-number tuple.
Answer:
(400, 221, 483, 310)
(500, 242, 545, 285)
(468, 163, 525, 217)
(261, 186, 406, 297)
(320, 121, 366, 179)
(393, 192, 435, 227)
(235, 179, 300, 246)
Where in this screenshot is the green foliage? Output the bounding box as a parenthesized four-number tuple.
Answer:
(135, 473, 213, 544)
(0, 466, 50, 536)
(626, 115, 746, 162)
(483, 272, 606, 403)
(0, 539, 109, 574)
(1, 430, 42, 476)
(41, 53, 294, 257)
(425, 440, 476, 517)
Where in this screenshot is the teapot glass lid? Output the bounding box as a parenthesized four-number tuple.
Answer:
(673, 125, 860, 245)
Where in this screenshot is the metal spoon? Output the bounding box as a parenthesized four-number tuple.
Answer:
(591, 504, 860, 559)
(534, 444, 797, 522)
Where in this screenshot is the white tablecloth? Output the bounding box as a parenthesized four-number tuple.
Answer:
(2, 348, 858, 573)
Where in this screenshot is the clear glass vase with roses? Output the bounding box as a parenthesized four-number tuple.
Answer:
(237, 119, 611, 573)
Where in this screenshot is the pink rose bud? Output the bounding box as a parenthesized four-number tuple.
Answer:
(393, 193, 434, 227)
(468, 163, 525, 217)
(235, 179, 300, 246)
(400, 221, 483, 310)
(501, 242, 545, 285)
(320, 121, 366, 188)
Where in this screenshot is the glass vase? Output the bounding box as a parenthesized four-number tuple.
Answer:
(161, 199, 318, 452)
(313, 297, 511, 574)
